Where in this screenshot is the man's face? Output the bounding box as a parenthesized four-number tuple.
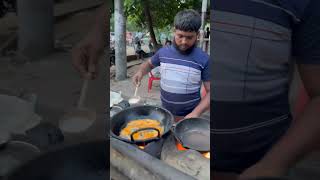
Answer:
(174, 29, 198, 52)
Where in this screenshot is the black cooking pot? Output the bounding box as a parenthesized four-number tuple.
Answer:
(172, 118, 210, 152)
(110, 105, 174, 144)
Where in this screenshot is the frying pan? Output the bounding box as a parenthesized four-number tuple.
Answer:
(3, 140, 108, 180)
(110, 105, 174, 144)
(172, 118, 210, 152)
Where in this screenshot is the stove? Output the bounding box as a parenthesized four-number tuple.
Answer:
(110, 137, 196, 180)
(111, 133, 210, 179)
(132, 137, 165, 159)
(161, 135, 210, 180)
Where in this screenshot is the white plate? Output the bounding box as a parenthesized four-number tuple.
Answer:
(0, 94, 41, 135)
(110, 91, 123, 107)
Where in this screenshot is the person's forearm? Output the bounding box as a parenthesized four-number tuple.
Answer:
(138, 60, 154, 76)
(86, 3, 108, 50)
(190, 92, 210, 116)
(94, 4, 108, 38)
(260, 96, 320, 171)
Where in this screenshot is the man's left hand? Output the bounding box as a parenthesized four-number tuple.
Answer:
(238, 161, 287, 180)
(184, 112, 200, 119)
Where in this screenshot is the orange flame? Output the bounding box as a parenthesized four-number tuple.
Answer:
(176, 140, 210, 159)
(176, 142, 188, 151)
(202, 152, 210, 159)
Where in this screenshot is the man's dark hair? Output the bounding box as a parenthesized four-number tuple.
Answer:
(174, 9, 201, 32)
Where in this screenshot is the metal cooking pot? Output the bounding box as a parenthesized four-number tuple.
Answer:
(110, 105, 174, 144)
(172, 118, 210, 152)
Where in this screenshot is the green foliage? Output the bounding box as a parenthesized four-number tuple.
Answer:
(124, 0, 204, 30)
(110, 1, 141, 32)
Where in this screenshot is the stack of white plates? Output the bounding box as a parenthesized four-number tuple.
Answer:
(110, 91, 123, 108)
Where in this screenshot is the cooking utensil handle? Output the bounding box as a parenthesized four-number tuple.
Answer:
(133, 81, 141, 97)
(130, 127, 161, 142)
(171, 123, 177, 131)
(134, 84, 139, 97)
(77, 79, 89, 108)
(171, 123, 185, 148)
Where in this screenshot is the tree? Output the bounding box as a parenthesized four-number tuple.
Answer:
(114, 0, 127, 81)
(142, 0, 158, 49)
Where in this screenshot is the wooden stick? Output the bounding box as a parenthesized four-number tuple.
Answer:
(77, 79, 89, 108)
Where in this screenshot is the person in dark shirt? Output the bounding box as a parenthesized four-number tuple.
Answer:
(211, 0, 320, 179)
(205, 27, 210, 39)
(134, 40, 147, 60)
(148, 39, 154, 55)
(204, 27, 210, 52)
(165, 40, 172, 47)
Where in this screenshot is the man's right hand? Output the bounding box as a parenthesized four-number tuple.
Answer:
(132, 71, 143, 86)
(71, 4, 107, 80)
(72, 36, 102, 80)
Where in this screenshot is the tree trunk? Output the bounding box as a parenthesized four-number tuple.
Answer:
(142, 0, 160, 50)
(199, 0, 208, 50)
(114, 0, 127, 81)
